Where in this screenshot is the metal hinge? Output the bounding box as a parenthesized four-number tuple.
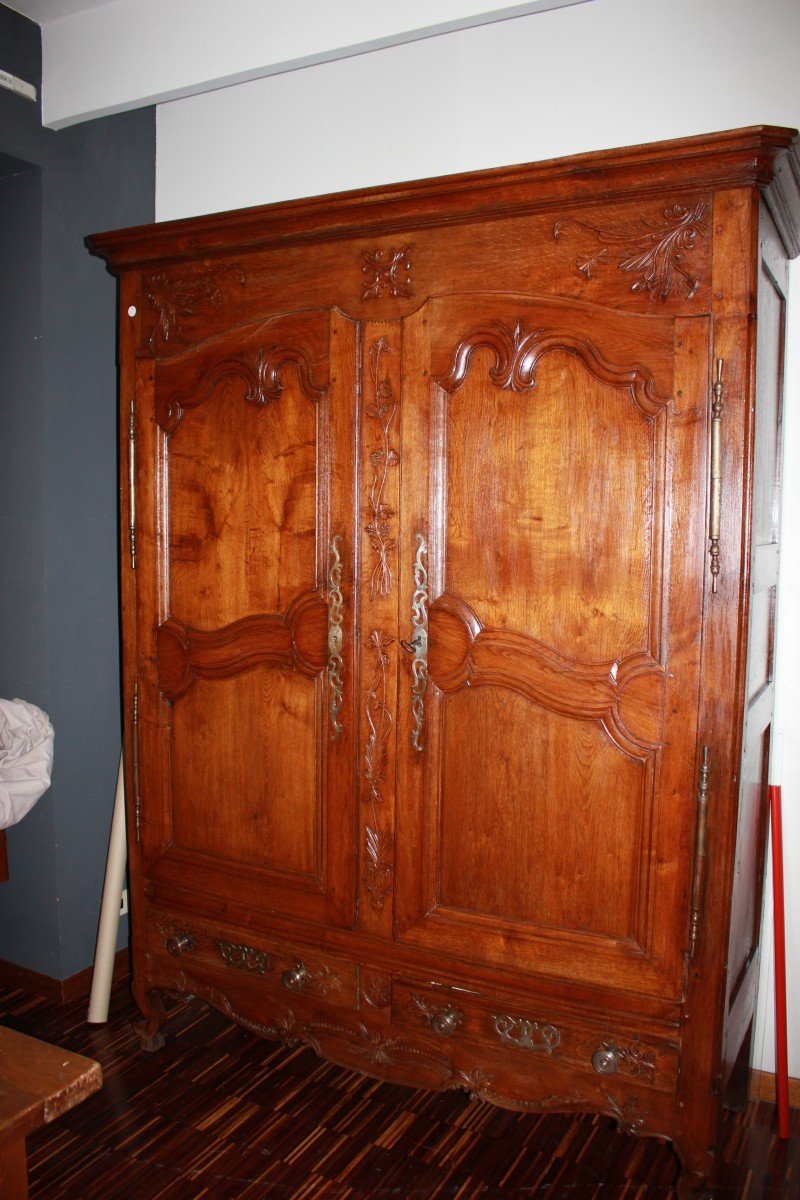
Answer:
(688, 746, 710, 958)
(128, 399, 137, 570)
(132, 682, 141, 843)
(708, 359, 724, 593)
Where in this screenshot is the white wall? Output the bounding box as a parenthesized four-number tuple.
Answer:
(39, 0, 591, 128)
(155, 0, 800, 1077)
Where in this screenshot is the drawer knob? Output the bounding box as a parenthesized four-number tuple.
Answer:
(165, 932, 194, 958)
(281, 961, 313, 991)
(592, 1046, 621, 1075)
(430, 1007, 463, 1039)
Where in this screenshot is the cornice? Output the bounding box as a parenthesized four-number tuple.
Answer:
(87, 126, 800, 272)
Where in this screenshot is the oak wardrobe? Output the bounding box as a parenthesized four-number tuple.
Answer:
(89, 126, 800, 1196)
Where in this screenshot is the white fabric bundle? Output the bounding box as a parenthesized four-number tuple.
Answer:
(0, 698, 54, 830)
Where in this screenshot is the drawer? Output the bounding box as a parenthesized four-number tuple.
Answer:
(392, 979, 679, 1095)
(145, 910, 357, 1007)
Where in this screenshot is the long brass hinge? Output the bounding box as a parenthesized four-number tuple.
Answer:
(128, 399, 137, 570)
(688, 746, 710, 958)
(708, 358, 724, 593)
(132, 682, 141, 843)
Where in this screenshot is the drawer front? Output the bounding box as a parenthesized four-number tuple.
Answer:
(392, 980, 680, 1096)
(145, 910, 357, 1008)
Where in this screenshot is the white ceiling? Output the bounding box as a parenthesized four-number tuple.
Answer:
(5, 0, 117, 22)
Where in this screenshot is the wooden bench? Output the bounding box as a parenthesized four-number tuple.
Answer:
(0, 1026, 102, 1198)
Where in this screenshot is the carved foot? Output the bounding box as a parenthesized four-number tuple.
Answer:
(134, 1018, 166, 1052)
(133, 988, 168, 1053)
(676, 1168, 713, 1199)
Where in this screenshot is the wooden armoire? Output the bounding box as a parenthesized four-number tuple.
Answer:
(89, 127, 799, 1196)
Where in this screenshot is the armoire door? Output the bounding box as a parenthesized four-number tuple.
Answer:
(395, 295, 710, 1000)
(133, 307, 358, 929)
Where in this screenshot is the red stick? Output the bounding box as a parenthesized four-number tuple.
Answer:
(769, 783, 790, 1139)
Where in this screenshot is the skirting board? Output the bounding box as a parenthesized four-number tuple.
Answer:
(749, 1068, 800, 1110)
(0, 946, 130, 1004)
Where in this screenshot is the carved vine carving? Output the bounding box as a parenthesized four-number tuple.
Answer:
(364, 630, 393, 808)
(363, 627, 394, 911)
(438, 320, 666, 415)
(553, 201, 709, 300)
(361, 247, 413, 300)
(364, 824, 393, 912)
(365, 337, 400, 598)
(144, 264, 245, 348)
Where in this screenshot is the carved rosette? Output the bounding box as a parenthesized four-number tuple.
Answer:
(553, 200, 709, 300)
(144, 263, 245, 348)
(361, 975, 392, 1009)
(361, 247, 413, 299)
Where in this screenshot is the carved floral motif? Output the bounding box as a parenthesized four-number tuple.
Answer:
(362, 975, 392, 1009)
(597, 1039, 656, 1084)
(553, 201, 709, 300)
(361, 247, 413, 299)
(144, 264, 245, 348)
(365, 337, 400, 598)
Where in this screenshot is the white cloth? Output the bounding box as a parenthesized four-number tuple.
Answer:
(0, 698, 54, 830)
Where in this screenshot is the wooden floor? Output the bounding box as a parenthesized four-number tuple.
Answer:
(0, 980, 797, 1199)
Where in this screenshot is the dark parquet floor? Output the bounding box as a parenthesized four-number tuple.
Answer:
(1, 980, 797, 1199)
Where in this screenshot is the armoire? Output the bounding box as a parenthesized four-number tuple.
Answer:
(89, 126, 800, 1196)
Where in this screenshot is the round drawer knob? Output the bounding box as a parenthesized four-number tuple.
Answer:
(281, 962, 312, 991)
(592, 1046, 621, 1076)
(165, 932, 194, 958)
(430, 1007, 462, 1038)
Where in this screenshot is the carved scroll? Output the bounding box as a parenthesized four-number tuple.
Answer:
(438, 320, 667, 415)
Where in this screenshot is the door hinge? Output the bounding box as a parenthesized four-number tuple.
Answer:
(128, 399, 137, 570)
(708, 358, 724, 594)
(688, 745, 711, 958)
(132, 682, 142, 843)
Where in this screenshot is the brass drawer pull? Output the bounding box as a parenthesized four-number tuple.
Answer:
(492, 1014, 561, 1055)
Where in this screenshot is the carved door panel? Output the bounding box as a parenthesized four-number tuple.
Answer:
(134, 308, 358, 928)
(395, 296, 710, 999)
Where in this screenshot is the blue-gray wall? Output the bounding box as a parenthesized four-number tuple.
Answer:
(0, 3, 155, 979)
